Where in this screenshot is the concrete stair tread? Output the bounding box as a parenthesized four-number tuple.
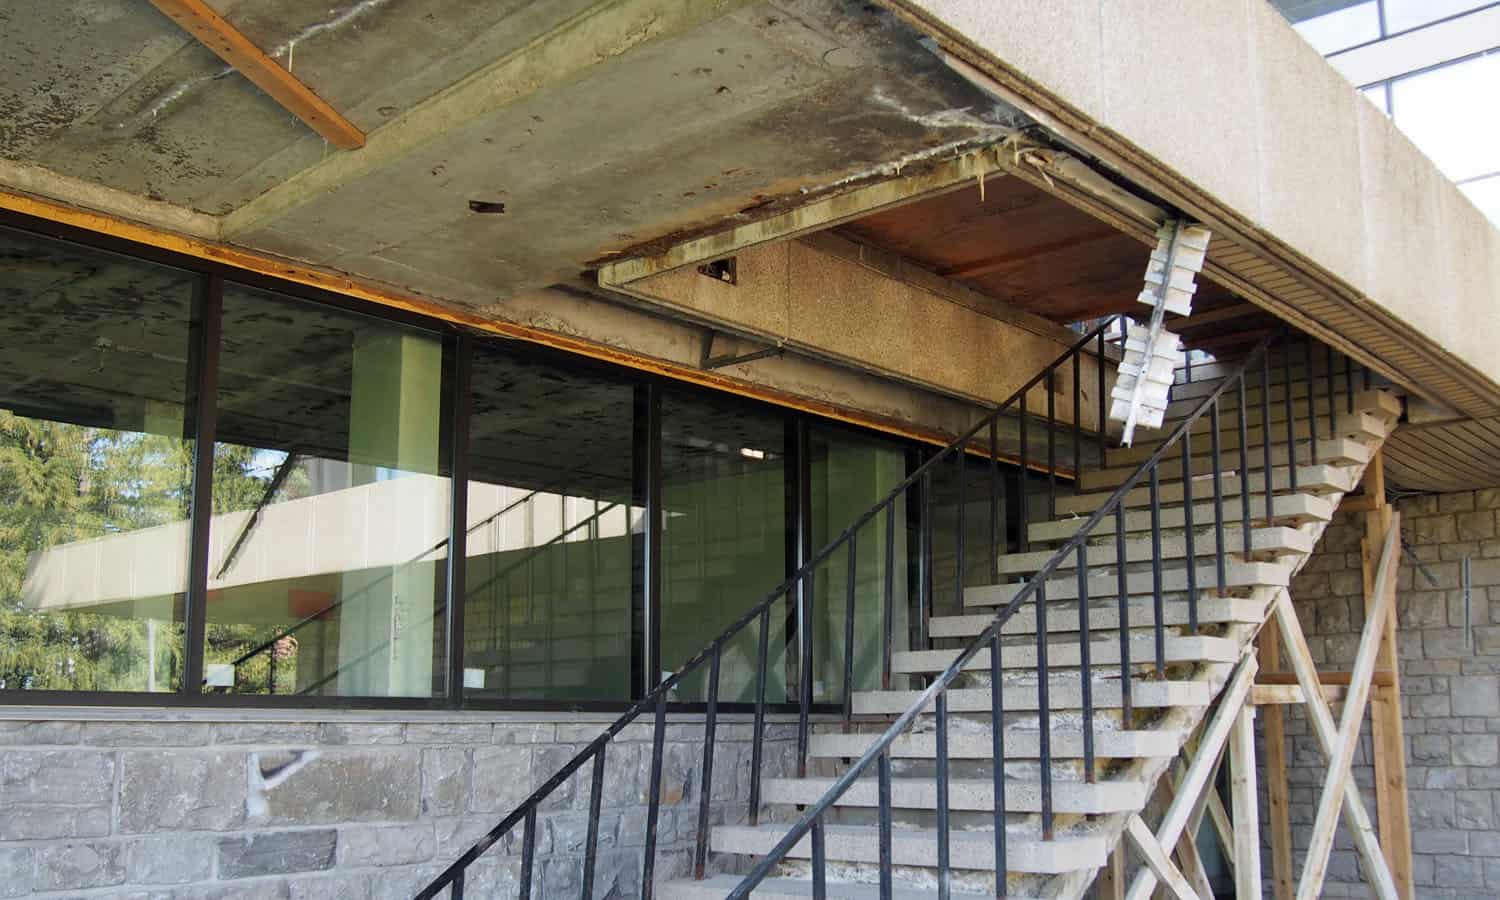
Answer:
(891, 634, 1240, 674)
(808, 728, 1183, 761)
(927, 596, 1267, 639)
(1077, 438, 1371, 491)
(1056, 467, 1356, 516)
(1162, 387, 1401, 425)
(763, 775, 1149, 814)
(709, 823, 1108, 874)
(1026, 492, 1332, 542)
(996, 525, 1313, 574)
(659, 875, 1021, 900)
(1107, 410, 1389, 467)
(965, 560, 1290, 607)
(851, 679, 1213, 715)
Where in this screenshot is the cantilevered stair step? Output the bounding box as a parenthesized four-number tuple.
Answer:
(1106, 410, 1389, 467)
(660, 875, 1017, 900)
(1026, 492, 1332, 543)
(763, 776, 1149, 815)
(1162, 387, 1400, 428)
(1077, 438, 1371, 491)
(851, 680, 1212, 716)
(808, 728, 1182, 761)
(966, 560, 1290, 608)
(927, 596, 1266, 640)
(996, 525, 1312, 575)
(1056, 466, 1355, 516)
(891, 634, 1240, 675)
(710, 823, 1107, 875)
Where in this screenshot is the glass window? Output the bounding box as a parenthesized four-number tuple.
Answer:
(1283, 1, 1382, 54)
(462, 349, 638, 702)
(0, 227, 199, 692)
(1385, 0, 1492, 33)
(659, 391, 789, 703)
(1460, 173, 1500, 224)
(1390, 52, 1500, 181)
(809, 425, 911, 700)
(204, 285, 452, 698)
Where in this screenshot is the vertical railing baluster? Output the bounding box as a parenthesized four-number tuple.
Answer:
(799, 568, 814, 777)
(584, 748, 606, 897)
(957, 449, 968, 623)
(1073, 350, 1082, 494)
(1210, 399, 1226, 594)
(1036, 581, 1053, 840)
(521, 807, 537, 900)
(1180, 430, 1198, 633)
(990, 419, 1000, 583)
(1305, 338, 1319, 464)
(1261, 353, 1276, 526)
(452, 868, 464, 900)
(1075, 543, 1094, 781)
(1284, 342, 1300, 484)
(936, 691, 952, 900)
(642, 693, 667, 900)
(749, 605, 770, 826)
(811, 818, 827, 900)
(1097, 327, 1108, 461)
(1115, 499, 1131, 723)
(843, 536, 858, 730)
(1047, 371, 1057, 519)
(1238, 374, 1251, 557)
(989, 633, 1007, 899)
(1326, 344, 1338, 440)
(1346, 352, 1355, 413)
(920, 469, 933, 651)
(1020, 393, 1030, 552)
(883, 505, 895, 691)
(878, 751, 894, 900)
(694, 646, 721, 880)
(1149, 464, 1165, 677)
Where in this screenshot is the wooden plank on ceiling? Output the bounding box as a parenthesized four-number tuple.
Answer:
(146, 0, 365, 150)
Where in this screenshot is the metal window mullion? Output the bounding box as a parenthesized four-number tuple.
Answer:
(445, 335, 472, 708)
(183, 272, 224, 696)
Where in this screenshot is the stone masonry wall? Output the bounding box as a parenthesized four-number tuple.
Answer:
(1268, 488, 1500, 899)
(0, 712, 795, 899)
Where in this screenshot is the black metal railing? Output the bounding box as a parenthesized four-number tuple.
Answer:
(417, 325, 1368, 900)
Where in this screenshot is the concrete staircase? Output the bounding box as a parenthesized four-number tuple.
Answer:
(665, 357, 1402, 899)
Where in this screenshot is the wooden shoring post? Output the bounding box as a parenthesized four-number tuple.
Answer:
(1124, 815, 1201, 900)
(1258, 624, 1294, 900)
(1162, 755, 1219, 900)
(1095, 844, 1126, 900)
(1230, 702, 1262, 900)
(1360, 452, 1416, 900)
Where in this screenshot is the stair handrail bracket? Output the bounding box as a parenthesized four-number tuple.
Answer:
(415, 318, 1125, 899)
(727, 331, 1279, 899)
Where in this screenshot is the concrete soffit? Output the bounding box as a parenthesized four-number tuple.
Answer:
(873, 1, 1500, 420)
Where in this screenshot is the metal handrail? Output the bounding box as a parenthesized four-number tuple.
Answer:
(415, 317, 1123, 900)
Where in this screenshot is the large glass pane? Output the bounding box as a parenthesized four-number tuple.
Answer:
(0, 226, 198, 692)
(1390, 52, 1500, 181)
(462, 349, 637, 702)
(810, 425, 910, 702)
(1281, 0, 1381, 53)
(1385, 0, 1491, 33)
(205, 285, 451, 698)
(660, 392, 788, 703)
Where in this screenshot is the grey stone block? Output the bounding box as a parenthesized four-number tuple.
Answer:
(212, 723, 321, 744)
(127, 834, 216, 884)
(1414, 829, 1469, 853)
(172, 878, 292, 899)
(218, 830, 337, 879)
(1454, 735, 1500, 767)
(1457, 790, 1496, 828)
(1436, 853, 1486, 888)
(0, 846, 32, 899)
(119, 750, 246, 833)
(82, 721, 211, 746)
(1, 748, 114, 805)
(1454, 676, 1500, 717)
(404, 723, 491, 744)
(421, 747, 469, 816)
(1441, 492, 1477, 514)
(317, 723, 404, 745)
(251, 749, 420, 825)
(35, 840, 126, 891)
(470, 745, 534, 813)
(0, 721, 80, 744)
(0, 804, 112, 840)
(337, 823, 435, 867)
(493, 723, 555, 744)
(288, 872, 372, 900)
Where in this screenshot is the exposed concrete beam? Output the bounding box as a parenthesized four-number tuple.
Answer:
(221, 0, 753, 238)
(145, 0, 365, 150)
(0, 160, 220, 241)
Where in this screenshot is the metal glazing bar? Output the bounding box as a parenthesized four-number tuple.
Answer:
(183, 273, 224, 696)
(1345, 352, 1354, 414)
(694, 645, 721, 879)
(749, 605, 770, 826)
(1097, 329, 1107, 461)
(1073, 351, 1082, 492)
(1326, 344, 1338, 440)
(989, 634, 1007, 898)
(642, 693, 667, 900)
(1181, 430, 1198, 633)
(1036, 581, 1054, 840)
(1261, 354, 1276, 525)
(957, 450, 967, 630)
(583, 749, 606, 897)
(799, 568, 814, 777)
(1238, 375, 1251, 556)
(812, 819, 827, 900)
(990, 419, 1000, 583)
(883, 504, 895, 691)
(521, 807, 537, 900)
(936, 691, 952, 900)
(878, 752, 894, 900)
(1047, 371, 1057, 519)
(1284, 342, 1300, 482)
(920, 469, 933, 651)
(1115, 500, 1131, 722)
(1019, 393, 1030, 552)
(1210, 399, 1226, 594)
(1305, 339, 1319, 464)
(1150, 464, 1165, 677)
(1076, 543, 1095, 781)
(843, 537, 859, 728)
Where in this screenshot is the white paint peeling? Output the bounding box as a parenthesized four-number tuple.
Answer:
(246, 748, 321, 818)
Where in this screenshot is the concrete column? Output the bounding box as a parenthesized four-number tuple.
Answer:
(337, 332, 444, 698)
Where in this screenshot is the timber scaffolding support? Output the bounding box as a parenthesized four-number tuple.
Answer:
(415, 328, 1415, 900)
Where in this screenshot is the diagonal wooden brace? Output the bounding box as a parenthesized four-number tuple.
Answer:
(1125, 814, 1201, 900)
